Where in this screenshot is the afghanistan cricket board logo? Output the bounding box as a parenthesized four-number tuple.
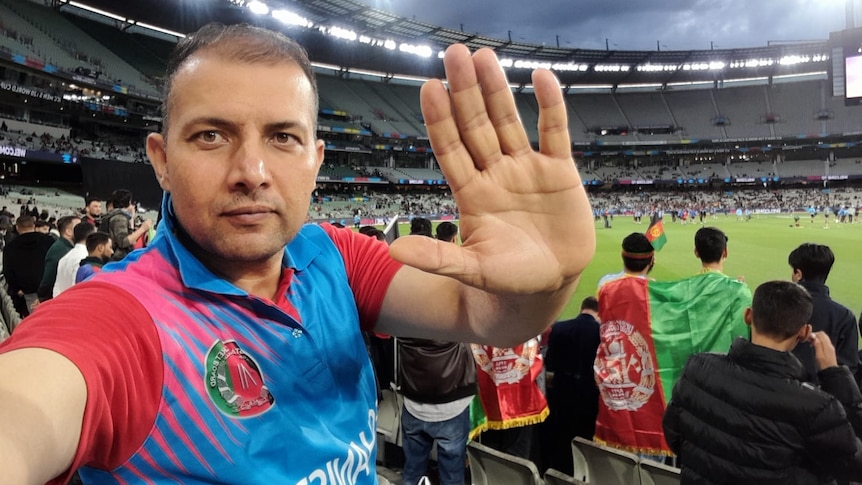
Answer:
(205, 339, 275, 418)
(593, 320, 655, 412)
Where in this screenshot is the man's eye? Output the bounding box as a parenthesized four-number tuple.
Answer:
(274, 133, 297, 145)
(197, 131, 221, 143)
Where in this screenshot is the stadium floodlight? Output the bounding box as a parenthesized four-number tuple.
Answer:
(327, 26, 358, 42)
(68, 1, 126, 22)
(134, 21, 186, 38)
(271, 9, 311, 28)
(383, 40, 397, 50)
(399, 43, 433, 58)
(247, 1, 269, 15)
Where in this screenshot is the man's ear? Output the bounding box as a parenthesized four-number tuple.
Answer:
(743, 307, 753, 327)
(146, 133, 170, 192)
(791, 268, 803, 282)
(722, 247, 728, 260)
(797, 323, 813, 343)
(694, 248, 700, 259)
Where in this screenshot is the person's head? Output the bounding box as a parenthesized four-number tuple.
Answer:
(85, 231, 114, 261)
(436, 221, 458, 243)
(57, 215, 81, 242)
(111, 189, 133, 212)
(694, 227, 728, 264)
(580, 296, 599, 314)
(745, 280, 813, 343)
(788, 243, 835, 284)
(145, 23, 324, 268)
(15, 215, 35, 234)
(85, 197, 102, 217)
(34, 220, 50, 234)
(621, 232, 655, 274)
(358, 225, 384, 240)
(410, 217, 433, 237)
(73, 221, 96, 244)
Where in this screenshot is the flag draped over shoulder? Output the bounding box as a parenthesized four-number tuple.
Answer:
(645, 215, 667, 251)
(470, 339, 548, 435)
(594, 273, 751, 455)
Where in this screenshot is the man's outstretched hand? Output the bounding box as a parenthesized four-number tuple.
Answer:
(389, 44, 595, 296)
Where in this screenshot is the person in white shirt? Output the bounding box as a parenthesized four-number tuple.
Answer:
(52, 221, 96, 297)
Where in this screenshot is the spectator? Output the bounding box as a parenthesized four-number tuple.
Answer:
(543, 296, 601, 475)
(81, 196, 102, 228)
(2, 215, 53, 317)
(75, 232, 113, 284)
(397, 218, 476, 485)
(52, 222, 95, 297)
(0, 24, 594, 484)
(597, 232, 655, 288)
(435, 221, 459, 244)
(789, 243, 859, 383)
(99, 189, 151, 261)
(663, 281, 862, 484)
(37, 214, 80, 302)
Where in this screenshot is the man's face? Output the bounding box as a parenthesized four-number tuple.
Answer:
(99, 239, 114, 261)
(65, 218, 81, 240)
(146, 53, 324, 265)
(87, 201, 102, 217)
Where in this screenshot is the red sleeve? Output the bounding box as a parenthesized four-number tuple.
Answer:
(0, 282, 163, 482)
(320, 223, 402, 331)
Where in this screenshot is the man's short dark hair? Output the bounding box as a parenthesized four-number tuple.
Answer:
(85, 196, 100, 208)
(111, 189, 132, 209)
(436, 221, 458, 242)
(34, 220, 49, 229)
(16, 215, 34, 230)
(162, 23, 317, 133)
(73, 221, 96, 243)
(410, 217, 433, 237)
(580, 296, 599, 313)
(621, 232, 654, 273)
(788, 243, 835, 283)
(86, 232, 112, 253)
(57, 215, 80, 235)
(358, 225, 384, 240)
(694, 227, 728, 264)
(751, 281, 813, 340)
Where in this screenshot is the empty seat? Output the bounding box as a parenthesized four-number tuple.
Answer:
(467, 440, 543, 485)
(544, 467, 587, 485)
(572, 437, 641, 485)
(639, 458, 681, 485)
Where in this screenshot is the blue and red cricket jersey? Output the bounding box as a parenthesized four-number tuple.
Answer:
(0, 194, 401, 484)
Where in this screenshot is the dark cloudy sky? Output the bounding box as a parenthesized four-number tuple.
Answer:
(360, 0, 854, 51)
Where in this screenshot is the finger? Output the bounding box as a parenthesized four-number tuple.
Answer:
(472, 49, 531, 158)
(533, 68, 572, 160)
(420, 51, 478, 191)
(389, 234, 477, 280)
(443, 45, 505, 171)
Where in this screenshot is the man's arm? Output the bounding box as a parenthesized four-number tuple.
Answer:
(37, 249, 61, 301)
(835, 310, 860, 375)
(375, 45, 594, 347)
(0, 349, 86, 484)
(125, 219, 152, 247)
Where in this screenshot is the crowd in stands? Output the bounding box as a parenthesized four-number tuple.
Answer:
(0, 124, 148, 163)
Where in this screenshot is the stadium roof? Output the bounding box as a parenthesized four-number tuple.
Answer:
(66, 0, 832, 87)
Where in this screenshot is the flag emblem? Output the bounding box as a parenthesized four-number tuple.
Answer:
(205, 340, 275, 418)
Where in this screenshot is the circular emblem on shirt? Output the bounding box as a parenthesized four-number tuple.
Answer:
(205, 340, 275, 418)
(594, 320, 655, 411)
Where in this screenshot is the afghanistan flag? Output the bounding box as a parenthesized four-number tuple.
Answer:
(593, 272, 751, 455)
(470, 339, 549, 435)
(645, 214, 667, 251)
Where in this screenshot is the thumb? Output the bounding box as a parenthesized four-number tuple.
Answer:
(389, 235, 474, 279)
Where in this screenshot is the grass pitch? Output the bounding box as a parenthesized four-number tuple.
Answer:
(381, 214, 862, 323)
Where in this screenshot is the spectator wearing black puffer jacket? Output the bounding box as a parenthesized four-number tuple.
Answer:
(788, 243, 859, 384)
(663, 280, 862, 485)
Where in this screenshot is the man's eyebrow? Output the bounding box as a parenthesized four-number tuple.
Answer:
(182, 117, 237, 132)
(263, 121, 308, 133)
